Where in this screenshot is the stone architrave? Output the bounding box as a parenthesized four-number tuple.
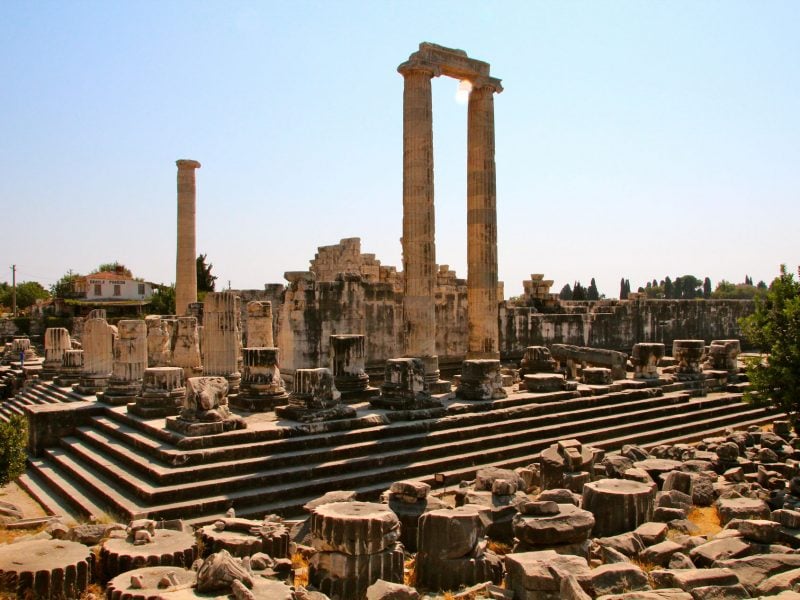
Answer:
(175, 159, 200, 317)
(55, 349, 84, 387)
(329, 334, 374, 400)
(128, 367, 186, 418)
(246, 301, 274, 348)
(166, 376, 245, 436)
(101, 319, 148, 405)
(202, 292, 242, 393)
(172, 316, 202, 379)
(631, 343, 665, 379)
(145, 315, 172, 368)
(276, 367, 356, 422)
(74, 317, 116, 395)
(230, 347, 289, 412)
(42, 327, 71, 379)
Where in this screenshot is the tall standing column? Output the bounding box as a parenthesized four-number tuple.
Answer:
(466, 83, 501, 359)
(399, 63, 441, 384)
(176, 159, 201, 317)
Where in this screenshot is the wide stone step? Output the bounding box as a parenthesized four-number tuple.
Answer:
(16, 471, 82, 525)
(85, 388, 679, 472)
(55, 394, 764, 515)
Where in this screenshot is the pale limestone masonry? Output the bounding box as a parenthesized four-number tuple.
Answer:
(175, 159, 200, 317)
(172, 316, 202, 379)
(74, 317, 116, 395)
(55, 349, 83, 386)
(128, 366, 185, 418)
(102, 320, 148, 404)
(310, 238, 397, 285)
(202, 292, 242, 393)
(42, 327, 72, 377)
(245, 301, 274, 348)
(145, 315, 172, 368)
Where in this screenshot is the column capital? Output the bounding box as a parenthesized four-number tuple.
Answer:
(397, 60, 441, 79)
(176, 159, 201, 170)
(469, 76, 504, 94)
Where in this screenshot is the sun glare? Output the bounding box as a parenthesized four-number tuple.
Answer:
(455, 79, 472, 104)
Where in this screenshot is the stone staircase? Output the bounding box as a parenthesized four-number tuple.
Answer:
(0, 378, 88, 423)
(16, 377, 781, 526)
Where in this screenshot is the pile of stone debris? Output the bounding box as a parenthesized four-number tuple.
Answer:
(2, 419, 800, 599)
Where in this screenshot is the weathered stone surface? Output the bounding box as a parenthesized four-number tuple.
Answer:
(757, 567, 800, 596)
(457, 359, 507, 400)
(582, 479, 656, 536)
(196, 549, 253, 593)
(100, 527, 197, 580)
(417, 505, 489, 559)
(106, 566, 196, 600)
(0, 539, 93, 599)
(595, 532, 645, 557)
(199, 518, 289, 559)
(167, 376, 245, 436)
(631, 343, 665, 379)
(524, 372, 568, 393)
(639, 540, 685, 567)
(234, 347, 290, 411)
(311, 501, 400, 555)
(519, 346, 557, 376)
(476, 467, 525, 492)
(714, 554, 800, 594)
(310, 544, 404, 600)
(590, 563, 650, 596)
(175, 159, 200, 317)
(365, 578, 420, 600)
(651, 567, 740, 591)
(717, 496, 771, 525)
(594, 591, 692, 600)
(504, 550, 590, 599)
(512, 503, 595, 546)
(416, 551, 503, 592)
(672, 340, 705, 378)
(634, 521, 668, 546)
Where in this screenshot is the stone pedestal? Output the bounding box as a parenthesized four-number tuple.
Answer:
(512, 502, 595, 553)
(42, 327, 71, 380)
(309, 501, 404, 599)
(172, 316, 201, 379)
(246, 301, 274, 348)
(371, 357, 442, 411)
(230, 347, 289, 412)
(146, 315, 172, 368)
(202, 292, 242, 393)
(9, 337, 37, 362)
(198, 517, 289, 559)
(175, 159, 200, 317)
(707, 339, 741, 373)
(673, 339, 706, 380)
(74, 317, 115, 395)
(54, 349, 83, 387)
(456, 359, 507, 400)
(166, 376, 245, 436)
(524, 373, 569, 394)
(519, 346, 557, 376)
(100, 526, 197, 581)
(329, 334, 374, 400)
(540, 439, 597, 491)
(100, 320, 147, 405)
(275, 368, 355, 422)
(632, 343, 665, 379)
(128, 367, 186, 418)
(582, 367, 612, 386)
(0, 539, 93, 599)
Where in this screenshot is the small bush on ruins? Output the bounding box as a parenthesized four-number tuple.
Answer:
(740, 264, 800, 427)
(0, 414, 27, 486)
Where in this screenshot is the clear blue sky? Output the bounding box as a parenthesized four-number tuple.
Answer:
(1, 1, 798, 298)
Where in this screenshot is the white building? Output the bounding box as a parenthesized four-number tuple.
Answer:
(75, 272, 155, 301)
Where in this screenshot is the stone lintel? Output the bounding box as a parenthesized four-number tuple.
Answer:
(176, 159, 201, 169)
(399, 42, 503, 91)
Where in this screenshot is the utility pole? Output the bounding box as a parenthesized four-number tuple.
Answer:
(10, 265, 16, 317)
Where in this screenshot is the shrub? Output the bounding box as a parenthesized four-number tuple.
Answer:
(0, 414, 27, 486)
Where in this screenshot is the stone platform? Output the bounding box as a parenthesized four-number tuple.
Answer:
(11, 373, 781, 525)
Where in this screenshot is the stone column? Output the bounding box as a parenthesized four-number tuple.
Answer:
(145, 315, 172, 368)
(101, 320, 148, 404)
(202, 292, 241, 392)
(329, 334, 371, 399)
(172, 316, 202, 379)
(466, 82, 501, 359)
(55, 349, 83, 387)
(175, 159, 201, 317)
(246, 301, 274, 348)
(399, 62, 442, 385)
(74, 318, 115, 395)
(276, 367, 355, 422)
(42, 327, 72, 379)
(128, 366, 185, 418)
(231, 347, 289, 411)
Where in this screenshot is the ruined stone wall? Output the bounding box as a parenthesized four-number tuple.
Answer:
(500, 298, 755, 357)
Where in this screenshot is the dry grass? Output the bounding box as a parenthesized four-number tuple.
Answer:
(79, 583, 104, 599)
(0, 523, 46, 544)
(292, 551, 309, 588)
(686, 506, 722, 537)
(487, 540, 512, 555)
(404, 556, 416, 587)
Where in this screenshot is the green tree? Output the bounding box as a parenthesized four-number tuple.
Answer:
(148, 284, 176, 315)
(620, 278, 628, 300)
(0, 414, 27, 486)
(572, 281, 587, 301)
(559, 283, 573, 300)
(0, 281, 50, 310)
(587, 278, 600, 301)
(664, 277, 674, 299)
(197, 253, 217, 293)
(740, 265, 800, 425)
(51, 270, 82, 298)
(703, 277, 712, 299)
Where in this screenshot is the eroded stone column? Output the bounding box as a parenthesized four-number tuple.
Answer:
(42, 327, 72, 379)
(55, 349, 83, 387)
(466, 82, 501, 359)
(101, 320, 148, 405)
(145, 315, 172, 368)
(246, 301, 274, 348)
(231, 347, 288, 411)
(329, 334, 372, 400)
(176, 159, 201, 317)
(399, 63, 442, 385)
(202, 292, 241, 392)
(275, 367, 356, 422)
(172, 316, 202, 379)
(74, 318, 115, 395)
(128, 366, 185, 418)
